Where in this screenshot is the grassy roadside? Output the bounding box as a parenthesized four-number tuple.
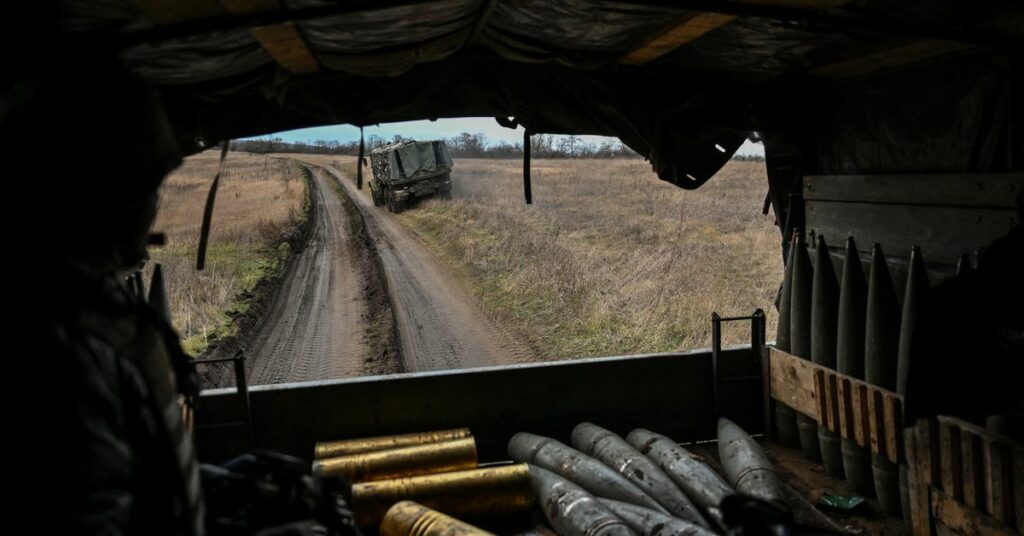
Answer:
(276, 154, 780, 361)
(146, 151, 308, 356)
(396, 158, 781, 360)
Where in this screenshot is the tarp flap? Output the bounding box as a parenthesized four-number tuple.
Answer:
(483, 1, 683, 67)
(296, 0, 477, 75)
(54, 0, 1024, 190)
(160, 54, 750, 187)
(296, 0, 475, 53)
(129, 29, 272, 84)
(654, 15, 908, 82)
(394, 142, 439, 180)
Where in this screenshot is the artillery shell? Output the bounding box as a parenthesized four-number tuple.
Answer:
(836, 237, 873, 496)
(598, 499, 715, 536)
(316, 428, 472, 459)
(717, 417, 788, 512)
(529, 465, 636, 536)
(571, 423, 708, 528)
(865, 244, 901, 516)
(352, 463, 534, 528)
(790, 230, 821, 463)
(811, 235, 843, 478)
(508, 432, 668, 514)
(626, 429, 733, 515)
(313, 437, 477, 482)
(379, 501, 495, 536)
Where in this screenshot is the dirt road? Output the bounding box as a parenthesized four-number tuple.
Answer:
(308, 160, 531, 372)
(245, 165, 370, 384)
(245, 157, 529, 384)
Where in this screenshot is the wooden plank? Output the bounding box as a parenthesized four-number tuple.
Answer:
(620, 12, 736, 65)
(935, 416, 1023, 529)
(931, 487, 1019, 536)
(249, 23, 321, 75)
(838, 377, 854, 439)
(885, 393, 902, 463)
(814, 369, 829, 429)
(804, 174, 1024, 208)
(940, 420, 965, 500)
(855, 382, 870, 448)
(767, 347, 907, 455)
(985, 440, 1014, 525)
(761, 346, 775, 442)
(963, 432, 986, 510)
(768, 348, 819, 419)
(868, 389, 886, 457)
(909, 422, 933, 536)
(804, 200, 1018, 266)
(812, 39, 974, 79)
(927, 419, 943, 487)
(827, 372, 840, 434)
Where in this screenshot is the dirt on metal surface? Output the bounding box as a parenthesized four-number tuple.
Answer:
(306, 159, 533, 372)
(246, 164, 386, 384)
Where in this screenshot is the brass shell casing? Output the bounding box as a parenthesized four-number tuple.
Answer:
(353, 463, 535, 528)
(380, 501, 495, 536)
(316, 428, 473, 459)
(313, 437, 478, 482)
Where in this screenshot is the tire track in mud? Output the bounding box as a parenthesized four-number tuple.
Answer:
(305, 161, 534, 372)
(245, 164, 396, 384)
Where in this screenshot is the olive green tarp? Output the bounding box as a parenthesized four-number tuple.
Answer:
(44, 0, 1024, 196)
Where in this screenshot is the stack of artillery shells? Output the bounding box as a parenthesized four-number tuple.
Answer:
(514, 420, 798, 536)
(314, 428, 535, 530)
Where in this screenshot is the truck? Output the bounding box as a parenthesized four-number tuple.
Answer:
(368, 140, 453, 213)
(50, 3, 1024, 536)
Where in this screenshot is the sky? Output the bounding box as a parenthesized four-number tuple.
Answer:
(258, 117, 766, 157)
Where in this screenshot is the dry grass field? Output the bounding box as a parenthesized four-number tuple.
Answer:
(391, 158, 783, 360)
(147, 151, 307, 355)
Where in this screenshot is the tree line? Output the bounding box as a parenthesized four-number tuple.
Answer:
(233, 132, 763, 161)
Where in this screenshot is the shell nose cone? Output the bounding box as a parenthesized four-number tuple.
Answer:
(571, 422, 609, 454)
(508, 432, 546, 463)
(624, 428, 655, 451)
(717, 417, 741, 442)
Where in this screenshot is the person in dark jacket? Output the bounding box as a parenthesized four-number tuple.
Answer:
(9, 32, 358, 534)
(6, 41, 203, 534)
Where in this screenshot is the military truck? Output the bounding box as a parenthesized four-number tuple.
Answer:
(368, 140, 453, 213)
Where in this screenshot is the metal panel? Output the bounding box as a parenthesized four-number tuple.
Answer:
(805, 200, 1017, 267)
(804, 174, 1023, 208)
(195, 347, 754, 463)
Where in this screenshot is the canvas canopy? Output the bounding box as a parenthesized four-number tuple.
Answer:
(48, 0, 1023, 206)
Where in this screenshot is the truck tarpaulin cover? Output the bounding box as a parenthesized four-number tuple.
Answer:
(388, 141, 453, 182)
(55, 0, 1022, 190)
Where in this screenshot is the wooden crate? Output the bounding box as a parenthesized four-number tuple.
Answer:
(767, 347, 902, 463)
(907, 417, 1022, 536)
(765, 348, 1022, 536)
